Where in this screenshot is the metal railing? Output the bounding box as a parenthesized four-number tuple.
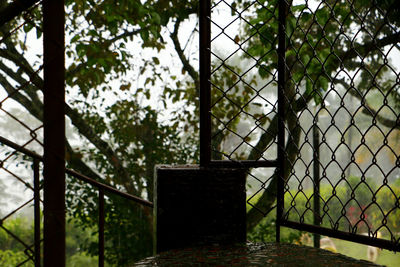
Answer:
(1, 1, 156, 266)
(200, 0, 400, 252)
(0, 135, 153, 266)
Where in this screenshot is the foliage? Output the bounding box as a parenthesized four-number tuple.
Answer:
(249, 178, 400, 243)
(1, 0, 199, 263)
(66, 188, 153, 265)
(0, 216, 34, 266)
(239, 0, 400, 231)
(0, 250, 33, 267)
(247, 216, 304, 245)
(0, 216, 33, 252)
(66, 253, 98, 267)
(0, 215, 101, 266)
(1, 0, 400, 264)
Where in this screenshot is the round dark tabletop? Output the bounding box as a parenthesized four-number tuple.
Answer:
(133, 242, 381, 266)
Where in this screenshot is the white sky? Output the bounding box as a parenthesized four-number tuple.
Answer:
(1, 1, 400, 214)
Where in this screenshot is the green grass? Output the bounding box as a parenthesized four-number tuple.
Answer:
(332, 238, 400, 267)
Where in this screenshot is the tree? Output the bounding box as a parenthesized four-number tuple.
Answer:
(221, 0, 400, 231)
(0, 0, 399, 263)
(0, 0, 199, 263)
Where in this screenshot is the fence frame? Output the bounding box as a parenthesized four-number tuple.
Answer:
(42, 0, 66, 265)
(199, 0, 400, 252)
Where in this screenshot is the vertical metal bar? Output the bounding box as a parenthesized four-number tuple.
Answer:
(313, 114, 321, 248)
(33, 159, 41, 267)
(98, 189, 105, 267)
(43, 0, 65, 266)
(276, 0, 287, 243)
(199, 0, 211, 167)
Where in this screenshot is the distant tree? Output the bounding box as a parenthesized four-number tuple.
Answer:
(0, 0, 399, 263)
(233, 0, 400, 231)
(0, 0, 199, 263)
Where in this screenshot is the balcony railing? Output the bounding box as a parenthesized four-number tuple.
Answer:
(0, 135, 153, 267)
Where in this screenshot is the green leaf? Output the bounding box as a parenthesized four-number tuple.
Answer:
(151, 12, 161, 25)
(258, 64, 270, 78)
(71, 34, 81, 43)
(140, 30, 149, 42)
(152, 57, 160, 65)
(23, 24, 33, 34)
(36, 28, 42, 39)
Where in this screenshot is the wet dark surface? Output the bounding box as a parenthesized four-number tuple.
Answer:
(133, 242, 381, 266)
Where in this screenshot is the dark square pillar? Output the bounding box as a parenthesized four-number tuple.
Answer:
(154, 165, 246, 253)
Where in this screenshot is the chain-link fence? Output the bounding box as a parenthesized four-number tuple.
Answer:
(282, 0, 400, 251)
(201, 0, 400, 251)
(0, 1, 44, 265)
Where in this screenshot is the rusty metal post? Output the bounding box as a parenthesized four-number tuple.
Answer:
(199, 0, 211, 166)
(33, 159, 41, 267)
(43, 0, 65, 266)
(276, 0, 287, 243)
(98, 189, 105, 267)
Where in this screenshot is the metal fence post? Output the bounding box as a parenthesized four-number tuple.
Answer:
(43, 0, 65, 266)
(99, 189, 105, 267)
(276, 0, 287, 243)
(199, 0, 211, 167)
(33, 159, 41, 267)
(313, 112, 321, 248)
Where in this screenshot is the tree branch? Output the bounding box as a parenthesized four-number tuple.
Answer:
(65, 105, 138, 194)
(0, 59, 42, 105)
(246, 29, 400, 232)
(106, 27, 148, 45)
(0, 47, 43, 90)
(339, 31, 400, 62)
(65, 27, 148, 81)
(170, 19, 199, 92)
(0, 46, 139, 194)
(0, 71, 105, 182)
(0, 0, 39, 27)
(334, 78, 399, 130)
(247, 114, 302, 231)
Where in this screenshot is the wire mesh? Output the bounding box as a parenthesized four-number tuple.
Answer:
(210, 0, 279, 163)
(207, 0, 400, 250)
(282, 0, 400, 250)
(0, 1, 44, 265)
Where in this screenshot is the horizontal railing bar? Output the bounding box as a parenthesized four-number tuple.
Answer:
(282, 220, 400, 252)
(0, 135, 153, 208)
(209, 160, 278, 168)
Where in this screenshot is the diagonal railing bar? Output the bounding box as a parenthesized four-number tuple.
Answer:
(0, 1, 157, 266)
(0, 134, 154, 266)
(66, 169, 154, 208)
(0, 135, 153, 207)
